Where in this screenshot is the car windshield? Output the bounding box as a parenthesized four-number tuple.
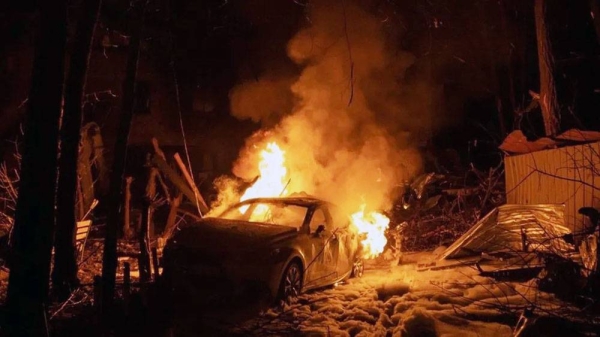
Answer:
(220, 201, 308, 229)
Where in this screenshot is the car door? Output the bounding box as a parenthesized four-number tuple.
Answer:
(327, 207, 354, 278)
(304, 206, 338, 288)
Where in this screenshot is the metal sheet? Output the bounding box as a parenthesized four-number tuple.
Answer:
(441, 204, 573, 259)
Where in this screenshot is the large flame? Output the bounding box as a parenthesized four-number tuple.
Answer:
(217, 1, 423, 260)
(235, 141, 390, 259)
(239, 142, 288, 215)
(350, 204, 390, 259)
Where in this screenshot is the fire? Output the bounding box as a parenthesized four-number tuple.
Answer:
(235, 142, 390, 259)
(239, 142, 288, 214)
(350, 205, 390, 259)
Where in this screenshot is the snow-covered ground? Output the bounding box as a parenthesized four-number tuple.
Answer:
(226, 251, 592, 337)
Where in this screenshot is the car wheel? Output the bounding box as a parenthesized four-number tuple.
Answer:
(352, 259, 364, 278)
(279, 261, 303, 302)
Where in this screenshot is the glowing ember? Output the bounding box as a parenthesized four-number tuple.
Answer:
(239, 142, 288, 214)
(350, 205, 390, 259)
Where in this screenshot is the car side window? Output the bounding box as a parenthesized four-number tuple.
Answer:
(309, 208, 327, 234)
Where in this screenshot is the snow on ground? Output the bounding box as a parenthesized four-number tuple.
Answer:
(232, 251, 584, 337)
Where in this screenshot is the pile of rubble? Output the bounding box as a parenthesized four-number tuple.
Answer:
(389, 166, 505, 252)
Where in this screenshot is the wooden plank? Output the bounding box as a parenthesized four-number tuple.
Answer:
(173, 152, 209, 214)
(151, 154, 196, 205)
(162, 192, 183, 240)
(75, 220, 92, 259)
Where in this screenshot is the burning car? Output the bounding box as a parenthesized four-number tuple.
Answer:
(162, 196, 364, 304)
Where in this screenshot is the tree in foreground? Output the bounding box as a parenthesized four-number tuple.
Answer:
(52, 0, 103, 301)
(5, 0, 67, 335)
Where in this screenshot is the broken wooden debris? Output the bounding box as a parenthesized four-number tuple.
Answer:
(151, 137, 166, 161)
(442, 187, 480, 197)
(475, 250, 545, 281)
(75, 219, 93, 261)
(155, 170, 171, 202)
(145, 164, 160, 201)
(78, 122, 106, 219)
(478, 265, 544, 282)
(173, 152, 209, 214)
(138, 200, 152, 283)
(151, 247, 159, 280)
(162, 192, 182, 241)
(416, 256, 481, 272)
(151, 154, 196, 209)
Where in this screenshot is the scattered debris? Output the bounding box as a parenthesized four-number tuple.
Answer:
(391, 165, 505, 252)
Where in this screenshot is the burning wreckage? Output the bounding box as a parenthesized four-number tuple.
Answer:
(154, 138, 600, 306)
(163, 196, 366, 303)
(160, 141, 393, 304)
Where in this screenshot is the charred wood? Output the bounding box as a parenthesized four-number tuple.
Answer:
(162, 192, 182, 241)
(173, 152, 209, 215)
(151, 154, 196, 208)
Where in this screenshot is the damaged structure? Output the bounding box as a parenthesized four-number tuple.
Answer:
(502, 129, 600, 233)
(416, 131, 600, 294)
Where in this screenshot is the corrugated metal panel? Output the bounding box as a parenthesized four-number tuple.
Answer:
(441, 204, 572, 259)
(505, 142, 600, 232)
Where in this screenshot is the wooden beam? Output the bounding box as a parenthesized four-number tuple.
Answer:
(173, 153, 209, 215)
(162, 192, 183, 240)
(151, 154, 196, 205)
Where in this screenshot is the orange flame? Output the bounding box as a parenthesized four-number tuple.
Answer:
(350, 205, 390, 259)
(239, 142, 288, 214)
(236, 142, 390, 259)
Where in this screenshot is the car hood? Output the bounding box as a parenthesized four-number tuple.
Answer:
(170, 217, 298, 250)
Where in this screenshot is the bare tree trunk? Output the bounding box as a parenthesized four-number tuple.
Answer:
(5, 1, 67, 335)
(101, 1, 146, 324)
(477, 1, 507, 137)
(52, 0, 102, 301)
(138, 199, 152, 283)
(534, 0, 560, 136)
(123, 176, 133, 239)
(498, 0, 517, 133)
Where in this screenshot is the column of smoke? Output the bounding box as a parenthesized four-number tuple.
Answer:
(213, 0, 425, 216)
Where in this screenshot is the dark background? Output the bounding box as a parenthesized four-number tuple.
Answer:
(2, 0, 600, 172)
